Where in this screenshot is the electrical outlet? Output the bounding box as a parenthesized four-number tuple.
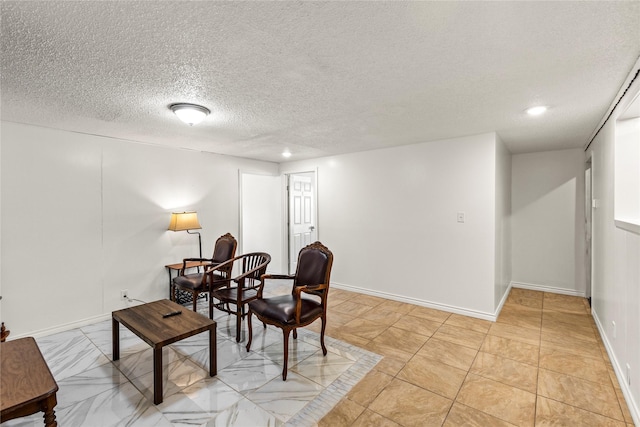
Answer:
(121, 289, 129, 300)
(457, 212, 465, 223)
(627, 364, 631, 386)
(612, 321, 616, 339)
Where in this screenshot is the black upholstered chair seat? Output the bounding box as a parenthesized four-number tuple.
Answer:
(249, 295, 322, 325)
(174, 271, 224, 290)
(213, 286, 259, 305)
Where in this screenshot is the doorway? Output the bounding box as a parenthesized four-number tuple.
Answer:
(287, 171, 318, 274)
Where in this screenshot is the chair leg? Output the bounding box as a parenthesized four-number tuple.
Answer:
(236, 310, 242, 342)
(192, 291, 198, 312)
(282, 328, 291, 380)
(293, 328, 297, 339)
(208, 293, 214, 319)
(320, 315, 327, 355)
(246, 311, 253, 351)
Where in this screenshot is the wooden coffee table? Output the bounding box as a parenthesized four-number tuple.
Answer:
(112, 299, 216, 404)
(1, 337, 59, 426)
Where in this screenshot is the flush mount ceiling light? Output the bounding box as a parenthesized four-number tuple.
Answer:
(282, 151, 292, 158)
(170, 103, 210, 126)
(526, 106, 548, 116)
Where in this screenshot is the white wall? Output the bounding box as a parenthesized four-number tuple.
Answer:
(240, 172, 283, 272)
(281, 133, 502, 318)
(494, 135, 512, 308)
(511, 148, 586, 295)
(590, 76, 640, 423)
(0, 122, 277, 337)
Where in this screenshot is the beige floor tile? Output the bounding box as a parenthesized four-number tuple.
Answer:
(352, 409, 402, 427)
(332, 300, 373, 317)
(417, 337, 478, 371)
(368, 378, 452, 426)
(373, 356, 406, 376)
(506, 294, 543, 310)
(347, 369, 394, 407)
(326, 310, 357, 326)
(488, 322, 541, 346)
(538, 346, 610, 384)
(365, 340, 414, 363)
(351, 294, 387, 307)
(496, 309, 542, 330)
(457, 374, 536, 427)
(340, 318, 389, 340)
(383, 299, 415, 315)
(319, 398, 365, 427)
(509, 288, 544, 300)
(328, 328, 371, 348)
(443, 402, 517, 427)
(542, 309, 594, 327)
(540, 334, 603, 361)
(444, 313, 492, 333)
(542, 319, 598, 342)
(397, 353, 467, 399)
(371, 326, 428, 355)
(392, 314, 441, 337)
(407, 305, 451, 322)
(480, 334, 539, 366)
(543, 293, 589, 314)
(432, 324, 487, 350)
(613, 383, 635, 424)
(537, 369, 623, 421)
(360, 310, 405, 326)
(470, 352, 538, 393)
(535, 396, 626, 427)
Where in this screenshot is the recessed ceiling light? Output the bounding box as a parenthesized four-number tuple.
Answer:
(526, 106, 547, 116)
(170, 103, 210, 126)
(282, 151, 292, 158)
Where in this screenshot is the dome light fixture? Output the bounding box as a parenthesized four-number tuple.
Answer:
(170, 103, 210, 126)
(282, 150, 292, 158)
(526, 105, 548, 116)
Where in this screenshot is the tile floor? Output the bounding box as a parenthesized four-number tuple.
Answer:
(5, 286, 635, 426)
(317, 287, 635, 426)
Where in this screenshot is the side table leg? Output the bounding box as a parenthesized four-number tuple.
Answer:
(153, 347, 163, 404)
(112, 318, 120, 361)
(209, 327, 217, 377)
(42, 394, 58, 427)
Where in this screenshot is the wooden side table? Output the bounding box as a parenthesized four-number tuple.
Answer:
(1, 337, 59, 426)
(165, 261, 211, 302)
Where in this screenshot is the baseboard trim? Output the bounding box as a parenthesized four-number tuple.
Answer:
(592, 307, 640, 426)
(511, 281, 586, 298)
(331, 282, 497, 321)
(10, 313, 113, 340)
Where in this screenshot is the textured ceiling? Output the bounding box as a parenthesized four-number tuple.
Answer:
(1, 1, 639, 163)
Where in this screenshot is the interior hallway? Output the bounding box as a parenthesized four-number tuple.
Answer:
(318, 288, 634, 426)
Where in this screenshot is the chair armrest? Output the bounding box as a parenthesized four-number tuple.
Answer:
(292, 283, 329, 321)
(180, 257, 213, 273)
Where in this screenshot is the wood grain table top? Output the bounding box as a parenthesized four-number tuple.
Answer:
(1, 337, 58, 414)
(112, 299, 216, 348)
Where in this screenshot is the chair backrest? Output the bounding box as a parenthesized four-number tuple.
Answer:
(241, 252, 271, 280)
(293, 242, 333, 298)
(212, 233, 237, 264)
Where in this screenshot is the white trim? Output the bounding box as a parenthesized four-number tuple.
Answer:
(593, 307, 640, 426)
(9, 313, 112, 340)
(615, 219, 640, 235)
(331, 282, 498, 321)
(511, 281, 586, 297)
(494, 281, 512, 318)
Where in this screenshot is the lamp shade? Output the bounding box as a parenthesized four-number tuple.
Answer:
(168, 212, 202, 231)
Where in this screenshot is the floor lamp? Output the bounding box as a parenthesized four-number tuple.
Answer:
(168, 211, 203, 258)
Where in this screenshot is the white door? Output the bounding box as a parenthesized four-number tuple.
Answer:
(288, 172, 317, 274)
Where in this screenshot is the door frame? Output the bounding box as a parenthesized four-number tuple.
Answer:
(585, 153, 594, 305)
(283, 169, 319, 274)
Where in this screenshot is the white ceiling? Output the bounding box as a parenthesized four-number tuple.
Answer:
(1, 1, 639, 163)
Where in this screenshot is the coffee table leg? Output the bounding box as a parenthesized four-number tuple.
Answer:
(112, 318, 120, 361)
(42, 394, 58, 427)
(209, 327, 216, 376)
(153, 347, 163, 404)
